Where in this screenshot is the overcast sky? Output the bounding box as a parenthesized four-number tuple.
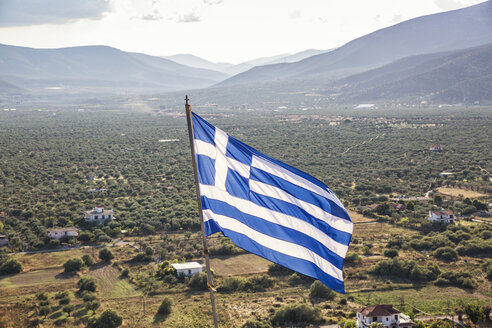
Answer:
(0, 0, 487, 64)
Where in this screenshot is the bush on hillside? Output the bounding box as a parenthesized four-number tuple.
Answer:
(271, 303, 322, 326)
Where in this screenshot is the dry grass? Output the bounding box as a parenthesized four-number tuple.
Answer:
(210, 254, 271, 276)
(88, 263, 140, 299)
(437, 187, 488, 199)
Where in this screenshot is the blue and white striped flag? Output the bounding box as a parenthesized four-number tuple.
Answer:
(192, 113, 353, 293)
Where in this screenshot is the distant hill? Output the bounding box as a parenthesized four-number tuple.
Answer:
(218, 1, 492, 87)
(164, 50, 331, 76)
(329, 42, 492, 104)
(162, 54, 234, 74)
(0, 44, 229, 93)
(0, 79, 22, 94)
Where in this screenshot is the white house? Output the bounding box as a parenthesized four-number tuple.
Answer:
(428, 210, 455, 224)
(84, 206, 114, 223)
(171, 262, 204, 277)
(48, 227, 79, 240)
(357, 304, 414, 327)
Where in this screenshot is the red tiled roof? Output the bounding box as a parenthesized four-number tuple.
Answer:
(359, 304, 401, 317)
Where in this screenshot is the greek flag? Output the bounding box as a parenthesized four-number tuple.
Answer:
(192, 113, 353, 293)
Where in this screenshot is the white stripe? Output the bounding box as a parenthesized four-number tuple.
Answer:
(251, 155, 344, 208)
(227, 157, 251, 179)
(249, 180, 353, 234)
(195, 138, 250, 180)
(195, 139, 216, 158)
(202, 209, 343, 281)
(199, 184, 348, 257)
(214, 129, 229, 190)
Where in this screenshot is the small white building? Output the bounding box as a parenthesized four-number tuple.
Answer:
(428, 210, 455, 224)
(84, 206, 114, 223)
(48, 227, 79, 240)
(171, 262, 204, 277)
(357, 304, 414, 328)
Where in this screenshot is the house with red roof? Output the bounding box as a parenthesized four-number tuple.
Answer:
(428, 209, 455, 224)
(356, 304, 414, 327)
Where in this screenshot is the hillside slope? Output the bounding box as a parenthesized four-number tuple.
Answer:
(0, 44, 229, 93)
(219, 1, 492, 87)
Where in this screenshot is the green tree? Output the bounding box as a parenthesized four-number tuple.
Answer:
(81, 254, 95, 267)
(406, 201, 415, 211)
(99, 248, 114, 262)
(157, 297, 172, 316)
(464, 303, 483, 324)
(63, 258, 84, 273)
(85, 300, 100, 315)
(434, 195, 443, 206)
(309, 280, 335, 300)
(38, 305, 51, 319)
(78, 276, 98, 292)
(89, 309, 123, 328)
(62, 304, 75, 317)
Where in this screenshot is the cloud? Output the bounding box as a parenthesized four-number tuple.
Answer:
(203, 0, 223, 5)
(392, 14, 402, 23)
(434, 0, 464, 10)
(178, 13, 201, 23)
(0, 0, 112, 27)
(138, 10, 163, 21)
(290, 10, 301, 20)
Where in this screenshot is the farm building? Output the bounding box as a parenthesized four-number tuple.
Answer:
(428, 210, 455, 224)
(84, 206, 114, 223)
(356, 304, 414, 327)
(48, 227, 78, 240)
(171, 262, 204, 277)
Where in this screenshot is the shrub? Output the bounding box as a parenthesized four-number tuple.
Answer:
(130, 252, 153, 263)
(78, 276, 98, 292)
(38, 305, 51, 318)
(88, 309, 122, 328)
(464, 303, 483, 324)
(62, 304, 75, 317)
(369, 258, 440, 282)
(217, 277, 245, 292)
(345, 252, 362, 265)
(36, 292, 48, 301)
(58, 296, 70, 305)
(188, 272, 208, 290)
(309, 280, 336, 300)
(81, 291, 96, 302)
(54, 291, 69, 299)
(271, 303, 322, 325)
(435, 271, 477, 289)
(120, 268, 129, 278)
(383, 249, 399, 258)
(85, 300, 100, 314)
(433, 247, 458, 262)
(456, 239, 492, 257)
(0, 258, 23, 275)
(267, 263, 293, 276)
(99, 248, 114, 262)
(157, 297, 172, 316)
(241, 319, 272, 328)
(81, 254, 95, 267)
(63, 258, 85, 273)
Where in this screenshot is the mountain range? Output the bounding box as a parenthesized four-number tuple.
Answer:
(1, 1, 492, 104)
(0, 44, 228, 94)
(162, 49, 329, 76)
(218, 0, 492, 88)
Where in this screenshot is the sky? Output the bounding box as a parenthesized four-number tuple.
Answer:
(0, 0, 487, 64)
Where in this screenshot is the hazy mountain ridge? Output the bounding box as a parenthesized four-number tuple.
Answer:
(163, 49, 330, 76)
(218, 1, 492, 87)
(330, 43, 492, 103)
(0, 44, 229, 93)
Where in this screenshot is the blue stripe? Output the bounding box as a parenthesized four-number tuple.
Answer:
(193, 113, 215, 145)
(201, 197, 345, 270)
(249, 191, 352, 246)
(196, 154, 215, 186)
(217, 226, 345, 293)
(225, 169, 250, 199)
(250, 167, 351, 222)
(225, 135, 253, 166)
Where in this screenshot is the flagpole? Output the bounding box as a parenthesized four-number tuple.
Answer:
(185, 95, 219, 328)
